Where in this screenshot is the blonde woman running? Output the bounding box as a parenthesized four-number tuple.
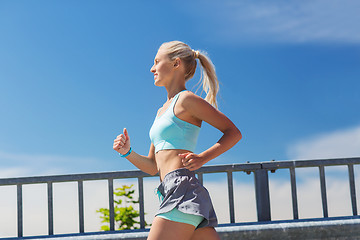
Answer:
(113, 41, 242, 240)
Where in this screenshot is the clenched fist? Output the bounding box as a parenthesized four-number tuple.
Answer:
(113, 128, 131, 155)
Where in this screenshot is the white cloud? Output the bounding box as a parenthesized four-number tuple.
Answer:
(287, 125, 360, 160)
(196, 0, 360, 43)
(0, 167, 31, 178)
(0, 150, 101, 177)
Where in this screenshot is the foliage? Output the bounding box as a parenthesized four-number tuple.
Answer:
(96, 184, 148, 231)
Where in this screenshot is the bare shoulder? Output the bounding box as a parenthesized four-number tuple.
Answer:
(178, 91, 240, 136)
(179, 90, 209, 108)
(178, 90, 218, 122)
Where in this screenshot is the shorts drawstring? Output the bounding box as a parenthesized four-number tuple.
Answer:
(154, 188, 164, 202)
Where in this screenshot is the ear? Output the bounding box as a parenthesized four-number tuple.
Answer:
(173, 58, 181, 68)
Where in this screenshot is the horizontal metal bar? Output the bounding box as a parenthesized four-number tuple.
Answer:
(262, 157, 360, 170)
(196, 163, 261, 174)
(3, 158, 359, 187)
(0, 163, 261, 186)
(0, 170, 154, 186)
(2, 158, 359, 186)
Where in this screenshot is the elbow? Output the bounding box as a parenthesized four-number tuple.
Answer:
(147, 164, 159, 176)
(237, 130, 242, 143)
(143, 169, 158, 176)
(223, 126, 242, 144)
(149, 169, 159, 176)
(234, 127, 242, 143)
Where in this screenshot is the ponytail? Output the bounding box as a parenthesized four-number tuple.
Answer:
(195, 51, 219, 109)
(159, 41, 220, 109)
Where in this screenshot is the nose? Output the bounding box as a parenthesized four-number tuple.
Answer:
(150, 64, 155, 73)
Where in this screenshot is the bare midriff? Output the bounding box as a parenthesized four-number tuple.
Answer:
(155, 149, 192, 181)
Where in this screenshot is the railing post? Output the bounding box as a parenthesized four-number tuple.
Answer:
(348, 164, 358, 216)
(17, 184, 23, 238)
(254, 168, 271, 221)
(289, 167, 299, 219)
(319, 166, 328, 218)
(47, 182, 54, 235)
(108, 178, 115, 231)
(227, 171, 235, 223)
(78, 180, 84, 233)
(197, 172, 203, 185)
(138, 177, 145, 229)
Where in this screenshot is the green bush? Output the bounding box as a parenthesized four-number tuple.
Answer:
(97, 184, 148, 231)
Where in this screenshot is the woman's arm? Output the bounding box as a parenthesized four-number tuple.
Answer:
(113, 128, 158, 175)
(178, 93, 242, 171)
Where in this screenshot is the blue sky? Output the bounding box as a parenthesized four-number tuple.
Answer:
(0, 0, 360, 178)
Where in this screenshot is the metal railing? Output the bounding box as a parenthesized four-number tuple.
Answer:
(0, 157, 359, 239)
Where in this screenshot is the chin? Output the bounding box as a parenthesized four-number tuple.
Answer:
(154, 80, 164, 87)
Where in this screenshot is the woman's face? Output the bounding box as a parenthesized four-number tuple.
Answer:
(150, 49, 175, 87)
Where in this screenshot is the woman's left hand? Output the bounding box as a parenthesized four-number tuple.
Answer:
(178, 153, 206, 171)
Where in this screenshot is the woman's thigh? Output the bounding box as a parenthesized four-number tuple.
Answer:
(147, 216, 196, 240)
(190, 227, 220, 240)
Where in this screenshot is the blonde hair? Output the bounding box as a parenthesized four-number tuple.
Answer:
(159, 41, 220, 109)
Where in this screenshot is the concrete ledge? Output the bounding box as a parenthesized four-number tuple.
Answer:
(217, 216, 360, 240)
(7, 216, 360, 240)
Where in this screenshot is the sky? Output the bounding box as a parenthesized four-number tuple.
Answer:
(0, 0, 359, 178)
(0, 0, 360, 237)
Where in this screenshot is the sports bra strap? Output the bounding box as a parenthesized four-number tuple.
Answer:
(170, 90, 184, 111)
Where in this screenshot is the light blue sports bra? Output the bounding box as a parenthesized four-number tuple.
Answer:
(149, 90, 201, 153)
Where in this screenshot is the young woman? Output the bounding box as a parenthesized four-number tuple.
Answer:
(113, 41, 242, 240)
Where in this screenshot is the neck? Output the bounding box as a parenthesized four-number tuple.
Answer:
(165, 84, 186, 100)
(163, 66, 187, 100)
